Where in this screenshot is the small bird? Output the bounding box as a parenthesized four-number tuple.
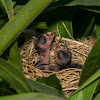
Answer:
(34, 31, 56, 70)
(54, 43, 72, 70)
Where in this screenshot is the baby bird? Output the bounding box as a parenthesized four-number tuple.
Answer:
(34, 31, 56, 70)
(54, 43, 72, 71)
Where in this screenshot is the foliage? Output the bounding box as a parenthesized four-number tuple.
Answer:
(0, 93, 66, 100)
(0, 0, 100, 100)
(36, 74, 62, 91)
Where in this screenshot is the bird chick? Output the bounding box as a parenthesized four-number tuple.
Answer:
(34, 31, 56, 70)
(54, 43, 72, 70)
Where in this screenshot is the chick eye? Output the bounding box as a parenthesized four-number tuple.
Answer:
(38, 35, 47, 44)
(58, 50, 67, 60)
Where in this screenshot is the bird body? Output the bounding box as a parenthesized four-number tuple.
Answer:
(34, 31, 72, 71)
(54, 43, 72, 70)
(34, 31, 56, 70)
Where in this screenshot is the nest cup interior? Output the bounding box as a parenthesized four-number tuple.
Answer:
(19, 35, 96, 98)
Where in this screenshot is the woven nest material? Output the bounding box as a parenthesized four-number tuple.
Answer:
(19, 36, 96, 98)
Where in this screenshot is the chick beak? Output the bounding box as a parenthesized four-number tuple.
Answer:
(54, 43, 62, 57)
(55, 43, 61, 51)
(45, 30, 56, 38)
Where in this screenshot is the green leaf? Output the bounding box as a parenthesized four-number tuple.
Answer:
(1, 0, 14, 19)
(47, 0, 100, 12)
(94, 14, 100, 38)
(68, 67, 100, 99)
(79, 38, 100, 85)
(95, 24, 100, 38)
(38, 7, 74, 38)
(70, 69, 100, 96)
(29, 22, 48, 29)
(68, 79, 99, 100)
(78, 6, 100, 14)
(27, 78, 65, 98)
(12, 0, 29, 5)
(66, 0, 100, 6)
(58, 20, 73, 38)
(0, 18, 7, 29)
(0, 15, 8, 29)
(72, 9, 95, 39)
(82, 16, 95, 37)
(0, 0, 53, 55)
(36, 74, 62, 91)
(7, 41, 23, 72)
(0, 58, 32, 93)
(94, 93, 100, 100)
(14, 5, 23, 14)
(0, 92, 66, 100)
(12, 2, 16, 7)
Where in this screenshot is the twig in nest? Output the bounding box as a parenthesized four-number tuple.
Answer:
(69, 48, 88, 57)
(63, 87, 78, 91)
(56, 23, 63, 43)
(56, 68, 82, 74)
(62, 21, 75, 40)
(58, 36, 63, 44)
(56, 23, 60, 36)
(29, 43, 34, 56)
(56, 36, 90, 48)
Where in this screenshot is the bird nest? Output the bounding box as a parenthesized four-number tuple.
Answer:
(19, 35, 96, 98)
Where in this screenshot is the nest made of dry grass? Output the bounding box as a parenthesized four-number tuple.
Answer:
(19, 35, 96, 98)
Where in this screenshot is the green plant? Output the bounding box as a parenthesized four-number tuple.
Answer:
(0, 0, 100, 100)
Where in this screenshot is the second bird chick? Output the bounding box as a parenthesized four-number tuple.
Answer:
(54, 43, 72, 70)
